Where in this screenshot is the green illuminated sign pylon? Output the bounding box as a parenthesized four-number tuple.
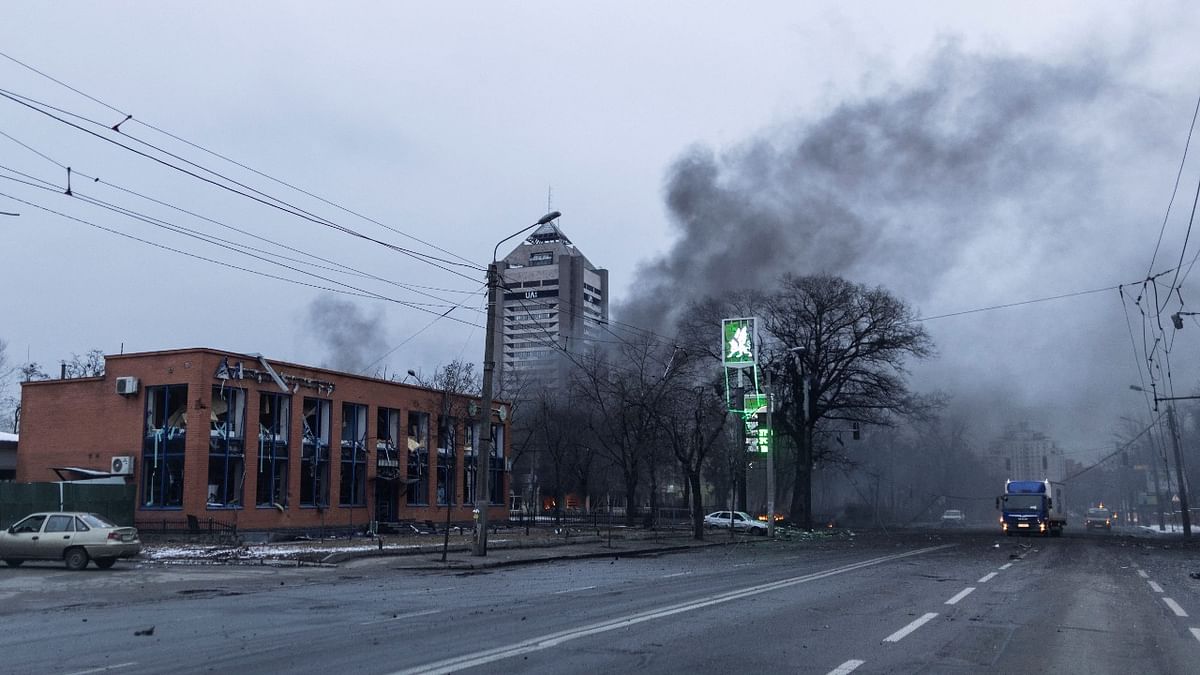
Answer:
(743, 392, 770, 454)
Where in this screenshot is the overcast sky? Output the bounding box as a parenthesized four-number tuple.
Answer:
(3, 2, 1200, 457)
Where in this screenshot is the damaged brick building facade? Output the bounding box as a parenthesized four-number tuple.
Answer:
(16, 348, 509, 532)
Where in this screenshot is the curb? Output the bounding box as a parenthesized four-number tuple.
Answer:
(392, 542, 722, 571)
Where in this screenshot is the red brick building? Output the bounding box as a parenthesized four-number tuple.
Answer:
(17, 348, 509, 532)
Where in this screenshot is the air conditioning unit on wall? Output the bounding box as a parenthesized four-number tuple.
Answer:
(110, 456, 134, 475)
(115, 376, 139, 396)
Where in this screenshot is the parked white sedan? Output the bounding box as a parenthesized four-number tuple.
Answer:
(704, 511, 769, 535)
(1, 512, 141, 570)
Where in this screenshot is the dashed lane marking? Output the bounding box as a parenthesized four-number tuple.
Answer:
(883, 612, 939, 643)
(62, 664, 137, 675)
(1138, 570, 1149, 579)
(360, 609, 441, 625)
(999, 563, 1013, 570)
(662, 572, 691, 578)
(1163, 598, 1189, 617)
(1190, 627, 1200, 644)
(945, 587, 975, 605)
(826, 659, 865, 675)
(1149, 581, 1164, 593)
(977, 572, 998, 583)
(552, 585, 597, 594)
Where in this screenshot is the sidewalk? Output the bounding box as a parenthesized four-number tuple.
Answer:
(139, 526, 763, 569)
(342, 530, 740, 570)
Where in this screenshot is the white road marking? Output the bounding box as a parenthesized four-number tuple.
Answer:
(360, 609, 441, 625)
(1163, 598, 1189, 617)
(826, 659, 865, 675)
(883, 612, 939, 643)
(945, 587, 975, 605)
(1190, 627, 1200, 643)
(977, 572, 998, 583)
(62, 664, 137, 675)
(1148, 581, 1164, 593)
(999, 563, 1013, 570)
(392, 545, 952, 675)
(662, 572, 691, 578)
(552, 585, 597, 594)
(1137, 569, 1149, 579)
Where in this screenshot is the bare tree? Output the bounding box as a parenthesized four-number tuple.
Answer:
(523, 389, 583, 523)
(763, 274, 937, 530)
(63, 349, 106, 378)
(573, 339, 679, 527)
(661, 380, 729, 539)
(0, 339, 18, 432)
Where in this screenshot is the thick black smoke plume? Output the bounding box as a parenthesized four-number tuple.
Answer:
(619, 41, 1186, 449)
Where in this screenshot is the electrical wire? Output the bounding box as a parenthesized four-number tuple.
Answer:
(0, 88, 484, 282)
(0, 48, 484, 269)
(0, 190, 486, 328)
(1145, 88, 1200, 283)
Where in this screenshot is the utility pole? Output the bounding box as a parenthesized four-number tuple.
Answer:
(1165, 404, 1192, 539)
(475, 210, 561, 557)
(474, 260, 500, 556)
(1132, 385, 1194, 538)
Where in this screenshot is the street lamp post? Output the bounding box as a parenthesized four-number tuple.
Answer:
(1130, 385, 1193, 539)
(474, 210, 561, 556)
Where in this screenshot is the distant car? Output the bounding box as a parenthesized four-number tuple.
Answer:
(0, 512, 141, 570)
(940, 509, 966, 527)
(704, 511, 768, 535)
(1085, 507, 1112, 530)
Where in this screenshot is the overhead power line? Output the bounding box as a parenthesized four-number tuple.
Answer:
(0, 190, 485, 328)
(0, 48, 483, 269)
(0, 88, 484, 283)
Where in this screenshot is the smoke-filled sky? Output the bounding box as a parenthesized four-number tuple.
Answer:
(2, 3, 1200, 457)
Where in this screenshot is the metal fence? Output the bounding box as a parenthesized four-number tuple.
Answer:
(135, 514, 238, 538)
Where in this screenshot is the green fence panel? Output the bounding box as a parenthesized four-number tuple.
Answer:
(0, 483, 136, 528)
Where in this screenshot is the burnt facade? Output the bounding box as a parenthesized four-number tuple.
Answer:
(17, 348, 509, 532)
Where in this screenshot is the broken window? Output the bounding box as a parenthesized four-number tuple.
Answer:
(462, 423, 476, 505)
(256, 392, 290, 508)
(437, 415, 457, 505)
(208, 386, 246, 508)
(406, 411, 430, 505)
(376, 407, 402, 480)
(301, 398, 331, 507)
(340, 403, 368, 506)
(142, 384, 187, 508)
(489, 422, 505, 505)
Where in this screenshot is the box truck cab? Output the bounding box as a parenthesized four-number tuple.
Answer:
(997, 479, 1066, 537)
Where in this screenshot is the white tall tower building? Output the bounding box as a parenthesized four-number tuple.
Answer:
(492, 221, 608, 392)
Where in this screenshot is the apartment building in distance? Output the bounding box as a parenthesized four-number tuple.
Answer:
(493, 220, 609, 391)
(16, 348, 510, 532)
(990, 422, 1066, 483)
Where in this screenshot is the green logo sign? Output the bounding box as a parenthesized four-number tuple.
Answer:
(722, 318, 757, 367)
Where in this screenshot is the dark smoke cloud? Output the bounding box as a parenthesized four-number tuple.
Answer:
(304, 295, 390, 375)
(619, 41, 1185, 451)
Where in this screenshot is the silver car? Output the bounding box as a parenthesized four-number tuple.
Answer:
(704, 511, 769, 535)
(1, 512, 141, 570)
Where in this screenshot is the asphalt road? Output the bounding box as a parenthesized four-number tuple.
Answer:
(3, 528, 1200, 674)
